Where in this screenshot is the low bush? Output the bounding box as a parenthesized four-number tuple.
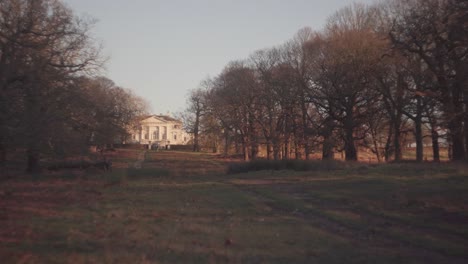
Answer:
(47, 160, 112, 171)
(169, 145, 193, 151)
(227, 159, 345, 174)
(373, 162, 460, 177)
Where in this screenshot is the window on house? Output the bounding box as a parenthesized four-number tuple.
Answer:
(174, 134, 177, 140)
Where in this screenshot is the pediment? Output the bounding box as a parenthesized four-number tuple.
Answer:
(141, 116, 166, 123)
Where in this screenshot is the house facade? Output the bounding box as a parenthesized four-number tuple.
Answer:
(128, 115, 190, 147)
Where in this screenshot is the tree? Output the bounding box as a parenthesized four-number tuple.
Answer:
(249, 48, 284, 160)
(283, 28, 316, 159)
(81, 77, 149, 148)
(310, 3, 385, 161)
(389, 0, 468, 161)
(183, 80, 210, 152)
(210, 61, 259, 161)
(0, 0, 101, 172)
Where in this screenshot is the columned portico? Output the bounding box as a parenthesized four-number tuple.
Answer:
(129, 115, 190, 146)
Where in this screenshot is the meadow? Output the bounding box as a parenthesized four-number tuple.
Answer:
(0, 149, 467, 263)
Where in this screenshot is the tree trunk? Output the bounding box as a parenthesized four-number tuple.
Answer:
(250, 133, 258, 160)
(431, 125, 440, 162)
(25, 81, 43, 173)
(465, 113, 468, 162)
(251, 144, 258, 160)
(373, 139, 381, 162)
(393, 113, 402, 162)
(371, 130, 381, 162)
(301, 98, 310, 160)
(294, 136, 301, 160)
(193, 110, 200, 152)
(414, 120, 423, 162)
(243, 144, 250, 161)
(464, 89, 468, 161)
(415, 97, 423, 162)
(447, 87, 465, 161)
(448, 119, 465, 161)
(283, 136, 290, 160)
(212, 138, 218, 153)
(343, 110, 357, 161)
(273, 139, 281, 161)
(322, 134, 334, 160)
(242, 135, 250, 161)
(304, 144, 310, 160)
(384, 124, 393, 162)
(234, 136, 240, 154)
(344, 127, 358, 161)
(223, 130, 229, 157)
(266, 140, 272, 160)
(426, 113, 440, 162)
(249, 113, 258, 160)
(448, 141, 453, 160)
(446, 82, 465, 161)
(321, 117, 334, 160)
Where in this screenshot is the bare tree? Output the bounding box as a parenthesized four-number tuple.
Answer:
(282, 27, 317, 159)
(183, 80, 211, 152)
(0, 0, 102, 172)
(81, 77, 149, 148)
(249, 48, 284, 160)
(210, 61, 259, 161)
(389, 0, 468, 161)
(309, 4, 385, 161)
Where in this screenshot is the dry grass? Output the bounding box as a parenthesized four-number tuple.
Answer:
(0, 149, 467, 263)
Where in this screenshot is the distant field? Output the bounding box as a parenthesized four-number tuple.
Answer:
(1, 149, 467, 263)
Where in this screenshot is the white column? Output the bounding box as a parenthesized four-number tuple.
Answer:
(139, 128, 143, 143)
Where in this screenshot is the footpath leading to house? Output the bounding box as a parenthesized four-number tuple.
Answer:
(133, 151, 146, 169)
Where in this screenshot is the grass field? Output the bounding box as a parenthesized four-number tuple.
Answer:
(1, 149, 468, 263)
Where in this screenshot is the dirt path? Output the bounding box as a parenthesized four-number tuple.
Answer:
(133, 150, 146, 169)
(143, 151, 229, 176)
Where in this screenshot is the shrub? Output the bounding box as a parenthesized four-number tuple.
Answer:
(227, 159, 345, 174)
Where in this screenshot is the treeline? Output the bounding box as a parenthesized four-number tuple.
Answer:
(0, 0, 148, 172)
(184, 0, 467, 162)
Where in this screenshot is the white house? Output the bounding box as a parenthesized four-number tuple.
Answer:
(128, 115, 190, 147)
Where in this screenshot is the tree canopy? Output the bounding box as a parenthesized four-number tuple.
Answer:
(0, 0, 149, 172)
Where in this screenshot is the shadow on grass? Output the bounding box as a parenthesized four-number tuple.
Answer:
(228, 159, 464, 177)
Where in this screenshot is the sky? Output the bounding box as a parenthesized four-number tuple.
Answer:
(63, 0, 376, 115)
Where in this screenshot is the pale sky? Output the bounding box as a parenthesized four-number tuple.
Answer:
(63, 0, 376, 115)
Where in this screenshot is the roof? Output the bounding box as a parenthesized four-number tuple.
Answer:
(155, 115, 180, 122)
(138, 115, 181, 123)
